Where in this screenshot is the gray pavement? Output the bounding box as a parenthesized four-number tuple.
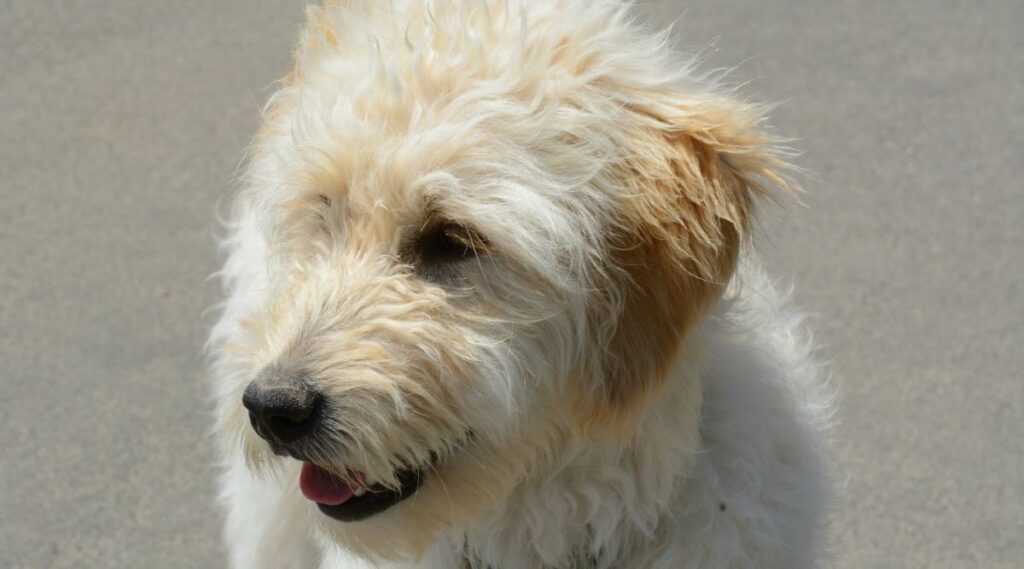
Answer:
(1, 1, 1020, 567)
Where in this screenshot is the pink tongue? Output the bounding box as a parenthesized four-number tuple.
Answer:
(300, 463, 360, 506)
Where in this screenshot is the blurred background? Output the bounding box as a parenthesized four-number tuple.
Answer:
(1, 1, 1020, 567)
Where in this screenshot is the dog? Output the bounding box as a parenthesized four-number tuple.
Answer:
(209, 1, 831, 567)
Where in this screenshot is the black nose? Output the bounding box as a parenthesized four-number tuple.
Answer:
(242, 368, 321, 444)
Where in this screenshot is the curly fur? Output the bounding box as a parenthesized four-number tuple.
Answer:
(208, 1, 831, 568)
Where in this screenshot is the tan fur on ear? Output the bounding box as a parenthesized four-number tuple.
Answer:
(622, 96, 794, 277)
(583, 95, 794, 432)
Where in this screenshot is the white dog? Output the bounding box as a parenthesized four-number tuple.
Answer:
(209, 1, 831, 568)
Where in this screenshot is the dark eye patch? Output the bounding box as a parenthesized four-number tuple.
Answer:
(403, 220, 489, 281)
(421, 222, 483, 261)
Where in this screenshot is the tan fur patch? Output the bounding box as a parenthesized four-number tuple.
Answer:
(579, 96, 792, 433)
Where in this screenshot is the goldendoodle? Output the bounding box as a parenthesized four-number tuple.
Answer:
(209, 2, 831, 567)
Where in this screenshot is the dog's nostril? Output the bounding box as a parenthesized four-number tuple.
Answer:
(268, 415, 312, 438)
(242, 371, 321, 445)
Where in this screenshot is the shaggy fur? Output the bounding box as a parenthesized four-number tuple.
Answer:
(209, 1, 831, 567)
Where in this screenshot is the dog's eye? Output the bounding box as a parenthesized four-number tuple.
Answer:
(313, 194, 333, 226)
(404, 221, 489, 282)
(419, 222, 484, 264)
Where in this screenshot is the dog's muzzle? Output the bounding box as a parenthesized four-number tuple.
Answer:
(241, 366, 433, 521)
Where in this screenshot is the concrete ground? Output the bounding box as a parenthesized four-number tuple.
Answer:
(1, 1, 1020, 567)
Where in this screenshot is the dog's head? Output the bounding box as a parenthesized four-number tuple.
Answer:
(214, 1, 790, 559)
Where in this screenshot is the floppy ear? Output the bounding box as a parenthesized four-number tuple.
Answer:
(583, 92, 794, 430)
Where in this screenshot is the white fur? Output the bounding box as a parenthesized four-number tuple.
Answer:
(209, 2, 831, 568)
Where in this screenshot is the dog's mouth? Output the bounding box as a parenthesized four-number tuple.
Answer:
(299, 462, 425, 522)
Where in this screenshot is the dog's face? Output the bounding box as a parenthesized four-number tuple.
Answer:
(214, 1, 787, 559)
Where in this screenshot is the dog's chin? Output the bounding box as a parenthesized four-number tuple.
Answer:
(305, 438, 532, 561)
(299, 461, 426, 522)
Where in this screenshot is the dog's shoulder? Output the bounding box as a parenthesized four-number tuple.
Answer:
(671, 255, 833, 568)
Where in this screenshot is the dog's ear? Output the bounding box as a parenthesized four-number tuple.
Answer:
(582, 92, 794, 431)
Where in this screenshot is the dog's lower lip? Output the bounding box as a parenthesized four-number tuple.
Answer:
(300, 462, 425, 522)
